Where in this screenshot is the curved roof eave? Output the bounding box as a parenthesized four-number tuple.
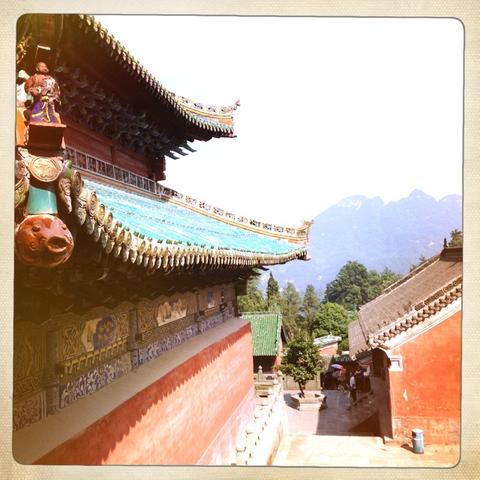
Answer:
(77, 14, 239, 137)
(71, 171, 309, 272)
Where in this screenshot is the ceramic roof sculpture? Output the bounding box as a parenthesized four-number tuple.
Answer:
(14, 14, 311, 322)
(16, 14, 239, 177)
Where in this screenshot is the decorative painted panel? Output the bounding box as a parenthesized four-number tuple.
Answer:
(56, 306, 131, 379)
(223, 301, 235, 320)
(13, 390, 47, 431)
(155, 292, 196, 327)
(80, 315, 117, 352)
(61, 324, 84, 360)
(133, 324, 199, 368)
(13, 322, 46, 399)
(199, 287, 222, 311)
(59, 352, 132, 408)
(132, 313, 225, 368)
(137, 301, 157, 334)
(223, 283, 236, 303)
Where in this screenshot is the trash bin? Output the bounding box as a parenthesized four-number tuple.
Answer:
(412, 428, 424, 454)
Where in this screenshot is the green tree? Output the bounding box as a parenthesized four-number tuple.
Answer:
(266, 272, 280, 309)
(280, 335, 324, 397)
(300, 284, 321, 336)
(312, 302, 350, 349)
(324, 261, 371, 310)
(410, 255, 428, 272)
(237, 276, 266, 313)
(325, 261, 401, 309)
(367, 267, 401, 298)
(280, 282, 302, 338)
(448, 229, 463, 247)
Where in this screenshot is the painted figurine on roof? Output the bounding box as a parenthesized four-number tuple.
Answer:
(24, 62, 62, 124)
(15, 61, 75, 268)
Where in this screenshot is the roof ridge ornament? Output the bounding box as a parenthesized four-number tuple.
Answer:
(15, 62, 75, 268)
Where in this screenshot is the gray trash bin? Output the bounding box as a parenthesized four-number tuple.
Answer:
(412, 428, 424, 454)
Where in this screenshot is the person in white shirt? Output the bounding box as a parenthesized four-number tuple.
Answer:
(349, 372, 357, 405)
(363, 365, 372, 394)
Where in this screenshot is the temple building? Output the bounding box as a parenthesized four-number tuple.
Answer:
(348, 244, 462, 446)
(13, 14, 310, 465)
(314, 334, 342, 359)
(243, 312, 286, 373)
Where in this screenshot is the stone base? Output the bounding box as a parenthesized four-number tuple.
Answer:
(291, 392, 326, 411)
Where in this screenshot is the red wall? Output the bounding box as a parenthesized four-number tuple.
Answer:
(198, 385, 255, 465)
(388, 310, 461, 444)
(319, 344, 338, 357)
(36, 323, 254, 465)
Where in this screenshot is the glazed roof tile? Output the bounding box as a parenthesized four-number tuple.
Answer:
(348, 247, 462, 356)
(72, 174, 308, 270)
(243, 312, 283, 356)
(314, 334, 342, 347)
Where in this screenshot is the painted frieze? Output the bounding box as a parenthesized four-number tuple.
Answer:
(13, 322, 46, 399)
(136, 300, 157, 334)
(56, 306, 130, 378)
(59, 352, 132, 408)
(132, 312, 226, 368)
(13, 391, 47, 431)
(155, 292, 196, 326)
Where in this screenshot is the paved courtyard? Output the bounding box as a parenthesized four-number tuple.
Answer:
(272, 390, 459, 467)
(282, 389, 378, 436)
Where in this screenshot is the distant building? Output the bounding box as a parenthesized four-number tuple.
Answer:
(348, 245, 462, 445)
(242, 312, 285, 373)
(314, 334, 342, 359)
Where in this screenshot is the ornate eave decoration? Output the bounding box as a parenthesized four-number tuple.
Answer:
(69, 170, 308, 273)
(15, 62, 75, 268)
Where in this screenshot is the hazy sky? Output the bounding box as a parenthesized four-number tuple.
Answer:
(96, 16, 463, 226)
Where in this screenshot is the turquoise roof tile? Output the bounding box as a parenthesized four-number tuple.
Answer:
(85, 179, 304, 256)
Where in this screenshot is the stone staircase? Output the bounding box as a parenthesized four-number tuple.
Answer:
(232, 369, 287, 465)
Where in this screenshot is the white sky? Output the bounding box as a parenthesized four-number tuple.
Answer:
(96, 16, 463, 226)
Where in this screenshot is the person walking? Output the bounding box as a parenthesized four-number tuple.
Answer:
(349, 372, 357, 407)
(363, 365, 372, 394)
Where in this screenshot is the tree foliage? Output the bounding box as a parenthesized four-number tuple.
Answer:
(325, 261, 400, 309)
(279, 282, 303, 338)
(410, 255, 428, 272)
(312, 302, 349, 337)
(300, 284, 321, 335)
(266, 272, 281, 309)
(237, 276, 266, 313)
(367, 267, 401, 298)
(324, 261, 371, 310)
(280, 336, 324, 397)
(448, 229, 463, 247)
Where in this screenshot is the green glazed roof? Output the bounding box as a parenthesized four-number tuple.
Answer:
(243, 312, 282, 356)
(83, 178, 306, 259)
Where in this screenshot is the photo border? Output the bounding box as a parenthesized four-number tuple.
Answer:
(1, 1, 478, 479)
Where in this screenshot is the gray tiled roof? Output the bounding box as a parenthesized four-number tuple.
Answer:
(349, 246, 462, 356)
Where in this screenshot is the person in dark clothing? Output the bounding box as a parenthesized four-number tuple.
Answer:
(354, 368, 364, 394)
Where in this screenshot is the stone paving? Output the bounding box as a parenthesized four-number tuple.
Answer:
(273, 389, 459, 467)
(283, 389, 377, 436)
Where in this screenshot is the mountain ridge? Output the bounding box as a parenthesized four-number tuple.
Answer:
(270, 190, 462, 293)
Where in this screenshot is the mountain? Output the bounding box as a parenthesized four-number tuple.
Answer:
(269, 190, 462, 293)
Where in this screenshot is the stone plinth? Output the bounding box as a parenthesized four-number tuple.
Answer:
(291, 392, 326, 411)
